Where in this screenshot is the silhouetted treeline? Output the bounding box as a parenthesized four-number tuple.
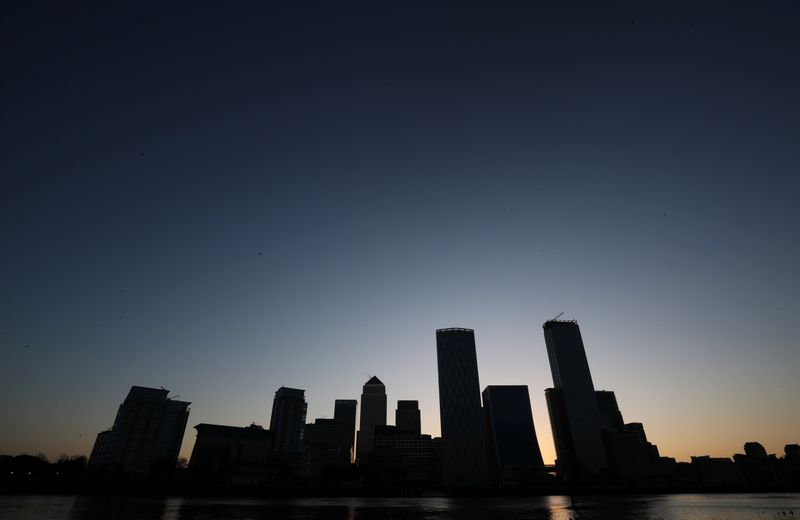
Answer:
(0, 454, 87, 484)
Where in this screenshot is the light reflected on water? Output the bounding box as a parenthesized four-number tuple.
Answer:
(1, 493, 799, 520)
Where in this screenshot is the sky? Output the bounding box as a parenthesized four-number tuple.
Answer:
(1, 1, 799, 465)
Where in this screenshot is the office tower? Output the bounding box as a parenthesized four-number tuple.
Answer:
(334, 399, 358, 462)
(544, 387, 571, 474)
(304, 398, 358, 476)
(88, 385, 190, 478)
(690, 455, 747, 485)
(592, 389, 663, 486)
(786, 444, 800, 462)
(545, 386, 582, 480)
(543, 319, 608, 482)
(596, 390, 625, 433)
(373, 426, 437, 484)
(269, 387, 307, 461)
(436, 328, 488, 488)
(188, 423, 273, 485)
(304, 417, 352, 479)
(396, 400, 421, 435)
(482, 385, 545, 486)
(356, 376, 386, 465)
(733, 441, 776, 486)
(783, 445, 800, 484)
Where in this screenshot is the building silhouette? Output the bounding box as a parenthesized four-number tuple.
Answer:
(596, 390, 625, 432)
(373, 425, 437, 484)
(733, 441, 782, 486)
(188, 423, 274, 485)
(436, 327, 488, 488)
(334, 399, 358, 463)
(595, 390, 663, 486)
(304, 399, 358, 479)
(88, 386, 190, 479)
(356, 376, 386, 466)
(690, 455, 746, 485)
(783, 445, 800, 484)
(544, 388, 570, 474)
(396, 400, 421, 435)
(269, 387, 307, 463)
(543, 320, 608, 482)
(482, 385, 546, 486)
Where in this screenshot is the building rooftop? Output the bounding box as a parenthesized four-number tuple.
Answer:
(127, 386, 170, 400)
(542, 319, 579, 329)
(275, 386, 306, 397)
(194, 423, 273, 436)
(483, 384, 529, 391)
(125, 385, 190, 405)
(364, 376, 384, 386)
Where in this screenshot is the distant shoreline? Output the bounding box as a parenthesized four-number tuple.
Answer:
(4, 482, 800, 498)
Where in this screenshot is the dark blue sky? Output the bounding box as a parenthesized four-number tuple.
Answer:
(2, 1, 799, 462)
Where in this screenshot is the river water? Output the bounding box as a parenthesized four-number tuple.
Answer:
(2, 493, 799, 519)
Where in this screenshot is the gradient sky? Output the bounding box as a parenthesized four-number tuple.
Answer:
(2, 1, 799, 465)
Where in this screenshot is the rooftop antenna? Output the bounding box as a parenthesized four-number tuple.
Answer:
(552, 311, 564, 321)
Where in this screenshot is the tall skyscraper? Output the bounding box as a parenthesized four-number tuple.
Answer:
(543, 319, 608, 482)
(356, 376, 386, 465)
(334, 399, 357, 462)
(88, 385, 190, 479)
(396, 400, 421, 435)
(436, 327, 488, 488)
(482, 385, 546, 486)
(269, 387, 307, 462)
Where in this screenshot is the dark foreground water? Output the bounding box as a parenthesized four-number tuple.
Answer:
(2, 494, 800, 520)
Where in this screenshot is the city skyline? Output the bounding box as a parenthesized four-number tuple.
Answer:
(3, 318, 797, 469)
(7, 319, 800, 490)
(3, 1, 799, 470)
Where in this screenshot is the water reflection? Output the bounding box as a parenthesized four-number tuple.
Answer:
(8, 493, 797, 520)
(68, 495, 168, 520)
(164, 496, 658, 520)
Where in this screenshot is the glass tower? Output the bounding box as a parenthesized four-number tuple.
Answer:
(357, 376, 386, 465)
(543, 320, 608, 481)
(483, 385, 546, 485)
(436, 328, 488, 488)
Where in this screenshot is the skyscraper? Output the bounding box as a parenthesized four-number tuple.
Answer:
(436, 327, 488, 488)
(356, 376, 386, 465)
(88, 385, 190, 479)
(396, 400, 421, 435)
(304, 398, 358, 472)
(482, 385, 546, 486)
(269, 387, 307, 462)
(334, 399, 357, 462)
(543, 319, 608, 482)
